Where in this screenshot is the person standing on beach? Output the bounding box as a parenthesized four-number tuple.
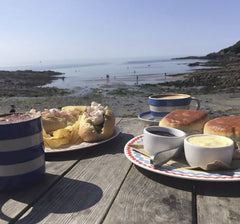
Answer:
(106, 74, 110, 84)
(10, 105, 15, 113)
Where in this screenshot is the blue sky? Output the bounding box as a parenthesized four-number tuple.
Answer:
(0, 0, 240, 66)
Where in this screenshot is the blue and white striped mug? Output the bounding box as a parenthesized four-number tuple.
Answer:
(149, 94, 200, 118)
(0, 113, 45, 190)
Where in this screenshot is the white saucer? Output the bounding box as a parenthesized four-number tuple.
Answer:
(138, 111, 163, 123)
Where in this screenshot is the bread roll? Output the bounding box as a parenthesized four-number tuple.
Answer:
(42, 108, 79, 134)
(79, 109, 115, 142)
(42, 116, 67, 134)
(204, 116, 240, 159)
(78, 102, 115, 142)
(61, 106, 87, 114)
(42, 102, 115, 145)
(159, 109, 208, 135)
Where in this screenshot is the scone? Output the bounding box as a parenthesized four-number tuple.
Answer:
(159, 109, 208, 135)
(204, 116, 240, 159)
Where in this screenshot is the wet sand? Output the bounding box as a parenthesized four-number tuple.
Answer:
(0, 86, 239, 119)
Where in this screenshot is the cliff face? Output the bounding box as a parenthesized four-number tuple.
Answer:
(206, 40, 240, 60)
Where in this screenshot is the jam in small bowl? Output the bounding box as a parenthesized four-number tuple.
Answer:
(143, 126, 186, 156)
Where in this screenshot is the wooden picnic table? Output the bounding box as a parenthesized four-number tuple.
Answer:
(0, 117, 240, 224)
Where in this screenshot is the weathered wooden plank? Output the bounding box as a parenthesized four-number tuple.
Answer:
(197, 196, 240, 224)
(103, 165, 193, 224)
(0, 118, 123, 223)
(13, 118, 146, 223)
(117, 117, 150, 136)
(196, 182, 240, 224)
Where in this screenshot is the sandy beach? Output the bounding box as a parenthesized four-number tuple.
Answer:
(0, 49, 240, 119)
(1, 91, 240, 119)
(0, 75, 240, 119)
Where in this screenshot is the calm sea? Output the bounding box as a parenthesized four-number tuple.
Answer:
(1, 57, 209, 90)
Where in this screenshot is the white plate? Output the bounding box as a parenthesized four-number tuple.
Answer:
(138, 111, 162, 123)
(45, 126, 121, 153)
(124, 135, 240, 182)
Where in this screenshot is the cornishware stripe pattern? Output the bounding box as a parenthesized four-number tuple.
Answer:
(0, 155, 45, 176)
(0, 115, 45, 190)
(148, 95, 192, 117)
(149, 105, 189, 112)
(0, 117, 42, 140)
(148, 97, 191, 107)
(0, 132, 43, 152)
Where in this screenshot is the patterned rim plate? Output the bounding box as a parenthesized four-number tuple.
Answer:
(45, 126, 120, 153)
(138, 111, 162, 123)
(124, 135, 240, 182)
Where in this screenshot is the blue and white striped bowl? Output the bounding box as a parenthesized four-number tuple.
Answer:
(149, 94, 200, 118)
(0, 114, 45, 190)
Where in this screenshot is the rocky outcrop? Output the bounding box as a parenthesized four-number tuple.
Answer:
(0, 70, 68, 97)
(163, 40, 240, 92)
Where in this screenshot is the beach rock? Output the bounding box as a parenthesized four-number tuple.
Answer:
(0, 70, 68, 97)
(188, 62, 201, 66)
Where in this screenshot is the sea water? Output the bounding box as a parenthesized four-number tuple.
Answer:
(0, 57, 209, 90)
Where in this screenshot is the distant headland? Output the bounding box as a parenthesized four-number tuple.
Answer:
(173, 40, 240, 63)
(163, 40, 240, 91)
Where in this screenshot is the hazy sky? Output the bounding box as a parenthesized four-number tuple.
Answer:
(0, 0, 240, 66)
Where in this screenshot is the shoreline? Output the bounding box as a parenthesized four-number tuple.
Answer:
(1, 89, 240, 119)
(0, 57, 240, 118)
